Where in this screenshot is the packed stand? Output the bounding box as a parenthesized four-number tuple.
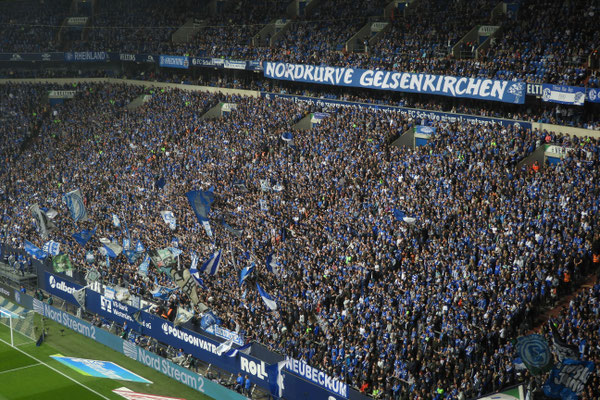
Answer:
(0, 0, 70, 53)
(1, 82, 600, 399)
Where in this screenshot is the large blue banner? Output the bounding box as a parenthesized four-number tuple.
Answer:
(64, 52, 109, 62)
(542, 84, 586, 106)
(159, 55, 189, 69)
(543, 359, 595, 400)
(263, 62, 526, 104)
(261, 92, 532, 130)
(44, 270, 83, 304)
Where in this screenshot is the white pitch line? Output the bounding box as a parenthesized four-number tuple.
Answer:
(0, 338, 112, 400)
(0, 362, 41, 375)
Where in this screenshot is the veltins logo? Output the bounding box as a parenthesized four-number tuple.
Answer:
(49, 275, 77, 295)
(162, 322, 169, 335)
(123, 341, 138, 361)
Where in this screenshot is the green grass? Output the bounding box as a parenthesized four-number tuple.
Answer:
(0, 316, 214, 400)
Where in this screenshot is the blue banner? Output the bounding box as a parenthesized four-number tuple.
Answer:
(159, 55, 189, 69)
(44, 271, 83, 304)
(284, 357, 348, 398)
(261, 92, 532, 130)
(542, 84, 586, 106)
(586, 88, 600, 104)
(263, 62, 526, 104)
(224, 60, 247, 70)
(64, 51, 109, 62)
(543, 359, 595, 400)
(246, 61, 263, 71)
(415, 125, 436, 135)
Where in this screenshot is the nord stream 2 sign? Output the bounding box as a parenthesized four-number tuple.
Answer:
(263, 61, 526, 104)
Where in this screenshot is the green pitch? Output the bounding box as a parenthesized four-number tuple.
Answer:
(0, 315, 213, 400)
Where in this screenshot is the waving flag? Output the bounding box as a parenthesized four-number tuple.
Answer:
(138, 254, 150, 276)
(257, 283, 277, 311)
(516, 334, 553, 375)
(215, 338, 234, 356)
(174, 307, 194, 327)
(112, 214, 121, 228)
(172, 268, 200, 305)
(186, 190, 214, 223)
(197, 250, 222, 276)
(189, 252, 208, 289)
(222, 218, 242, 238)
(200, 311, 220, 330)
(24, 240, 47, 259)
(266, 253, 279, 275)
(43, 240, 61, 256)
(52, 254, 73, 273)
(103, 240, 123, 258)
(223, 342, 252, 358)
(239, 263, 255, 286)
(202, 221, 213, 238)
(393, 209, 416, 224)
(63, 189, 88, 222)
(72, 228, 96, 247)
(30, 204, 55, 239)
(151, 284, 175, 300)
(550, 323, 579, 362)
(160, 211, 177, 230)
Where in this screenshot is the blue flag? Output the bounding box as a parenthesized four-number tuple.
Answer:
(42, 240, 61, 256)
(138, 254, 150, 276)
(198, 250, 222, 276)
(186, 190, 214, 223)
(516, 334, 553, 375)
(266, 253, 279, 275)
(223, 342, 252, 358)
(72, 228, 96, 247)
(24, 240, 47, 259)
(393, 209, 416, 224)
(200, 311, 220, 330)
(543, 359, 595, 399)
(63, 189, 88, 222)
(189, 252, 208, 289)
(239, 263, 255, 286)
(257, 283, 277, 311)
(267, 360, 287, 398)
(151, 284, 174, 300)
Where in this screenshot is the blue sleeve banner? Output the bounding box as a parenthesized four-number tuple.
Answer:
(261, 92, 532, 130)
(263, 62, 526, 104)
(542, 84, 586, 106)
(159, 55, 189, 69)
(543, 359, 595, 400)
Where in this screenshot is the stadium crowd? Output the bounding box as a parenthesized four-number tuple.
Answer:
(1, 81, 599, 398)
